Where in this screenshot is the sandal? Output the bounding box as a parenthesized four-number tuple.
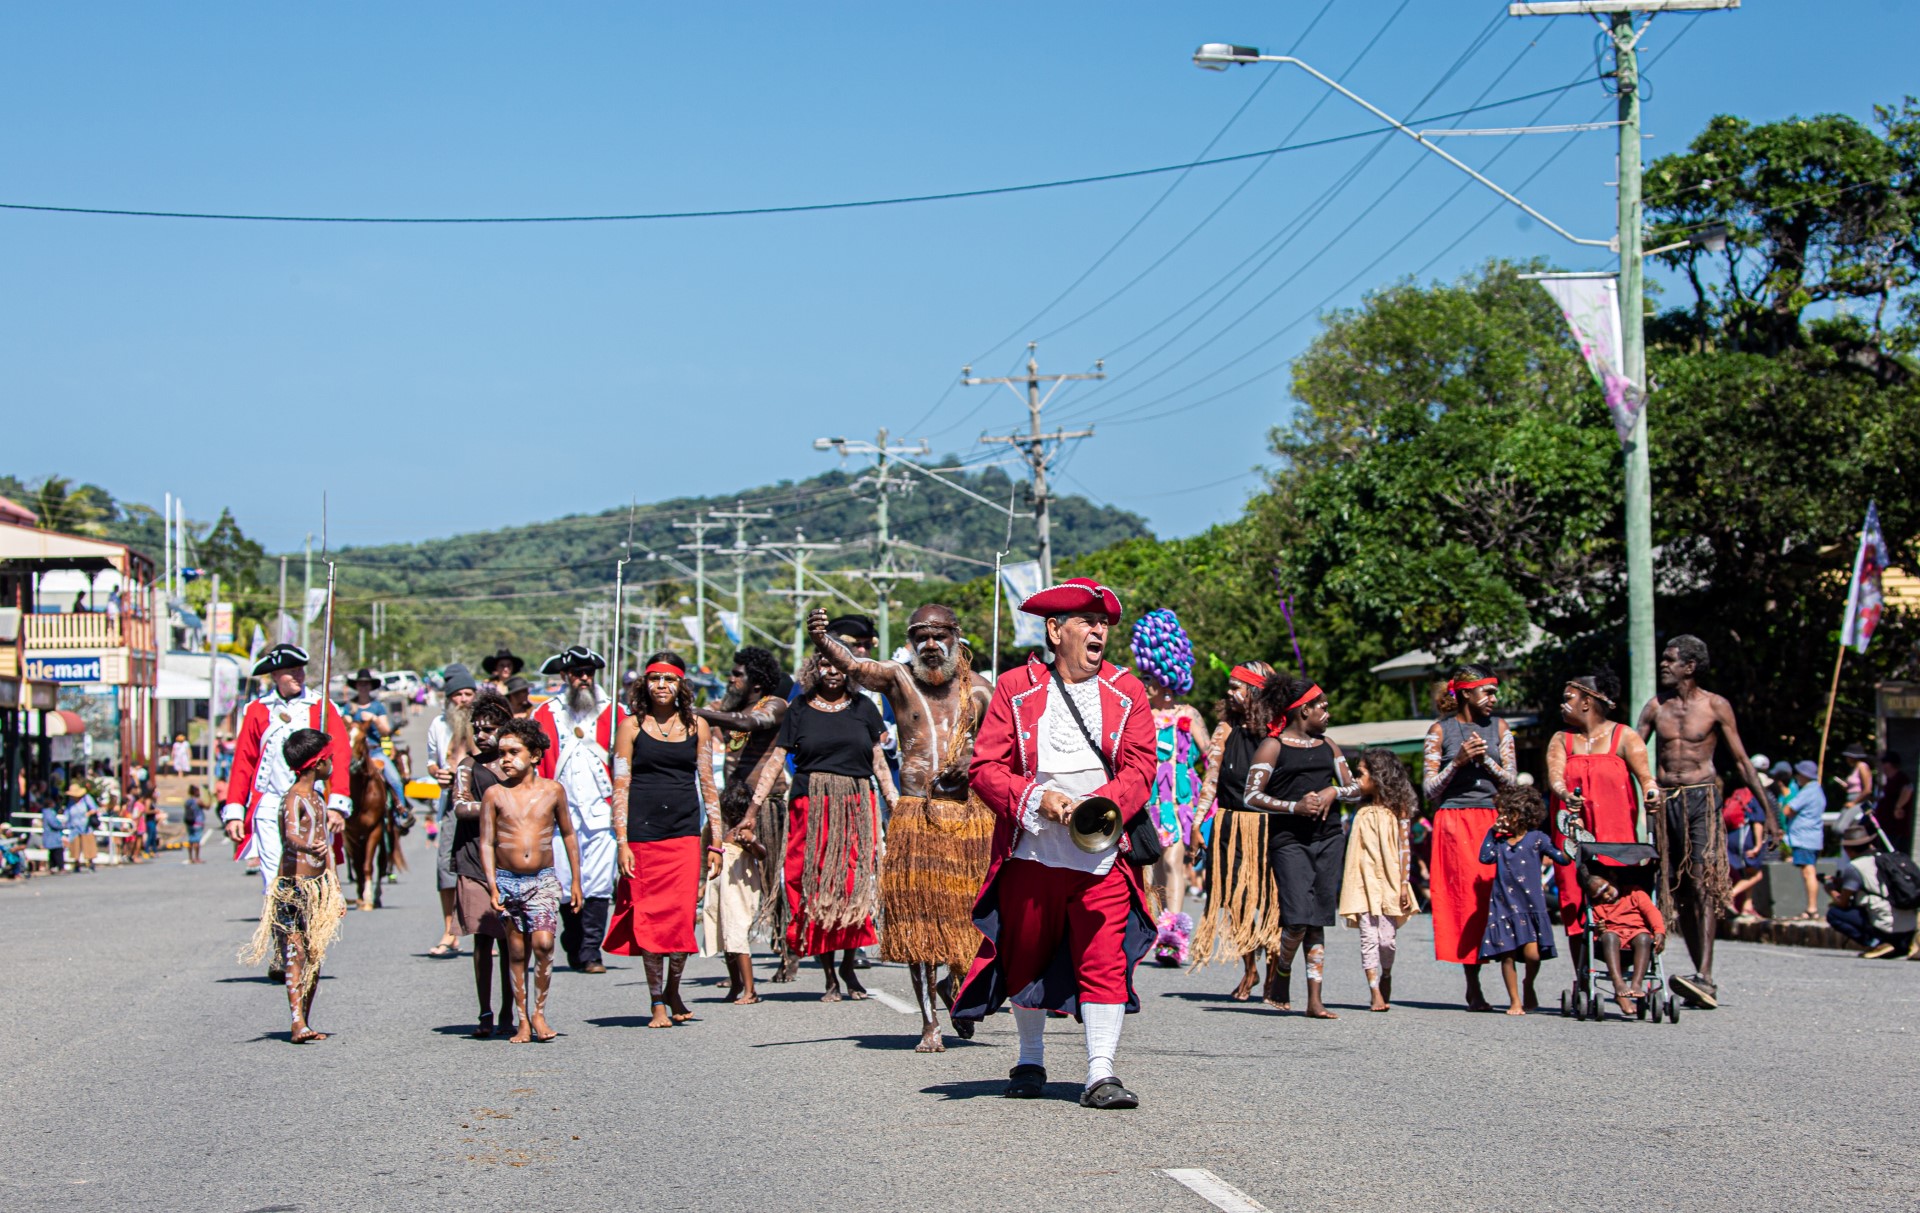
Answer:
(1079, 1076, 1140, 1110)
(427, 942, 460, 958)
(1004, 1064, 1047, 1099)
(472, 1013, 496, 1039)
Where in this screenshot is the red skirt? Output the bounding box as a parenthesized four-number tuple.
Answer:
(603, 837, 702, 956)
(784, 793, 878, 957)
(1430, 806, 1496, 964)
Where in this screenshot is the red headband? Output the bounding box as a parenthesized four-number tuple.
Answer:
(296, 751, 328, 772)
(644, 662, 684, 680)
(1287, 684, 1325, 713)
(1447, 676, 1498, 694)
(1229, 665, 1267, 689)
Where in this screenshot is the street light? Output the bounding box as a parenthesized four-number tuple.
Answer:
(1190, 36, 1664, 717)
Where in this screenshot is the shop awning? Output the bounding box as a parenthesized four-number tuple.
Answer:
(0, 519, 151, 579)
(42, 709, 87, 736)
(157, 666, 212, 700)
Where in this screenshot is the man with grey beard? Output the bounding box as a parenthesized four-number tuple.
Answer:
(808, 604, 993, 1052)
(426, 664, 479, 957)
(530, 646, 624, 973)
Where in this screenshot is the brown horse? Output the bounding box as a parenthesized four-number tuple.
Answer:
(344, 720, 391, 910)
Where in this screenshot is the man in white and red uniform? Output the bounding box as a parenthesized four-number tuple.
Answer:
(952, 578, 1157, 1109)
(220, 644, 350, 898)
(531, 645, 625, 974)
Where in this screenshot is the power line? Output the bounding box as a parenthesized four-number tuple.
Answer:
(0, 79, 1604, 230)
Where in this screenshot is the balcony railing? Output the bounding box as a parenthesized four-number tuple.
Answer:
(23, 613, 154, 652)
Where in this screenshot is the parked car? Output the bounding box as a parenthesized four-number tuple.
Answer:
(382, 670, 423, 697)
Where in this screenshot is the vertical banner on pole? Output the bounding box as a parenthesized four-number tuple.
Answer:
(1538, 276, 1646, 444)
(1840, 502, 1890, 654)
(998, 560, 1047, 649)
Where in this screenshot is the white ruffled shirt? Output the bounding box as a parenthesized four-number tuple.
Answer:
(1010, 674, 1115, 875)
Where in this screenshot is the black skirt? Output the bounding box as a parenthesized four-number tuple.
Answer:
(1267, 817, 1347, 927)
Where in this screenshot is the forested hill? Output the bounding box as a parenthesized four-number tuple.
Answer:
(318, 460, 1147, 665)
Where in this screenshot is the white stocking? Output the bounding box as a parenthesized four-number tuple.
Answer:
(1011, 1005, 1047, 1069)
(1081, 1001, 1124, 1087)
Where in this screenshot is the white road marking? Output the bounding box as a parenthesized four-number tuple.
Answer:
(866, 988, 920, 1015)
(1160, 1168, 1269, 1212)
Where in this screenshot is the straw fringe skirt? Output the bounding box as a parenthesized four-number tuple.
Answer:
(1189, 810, 1284, 969)
(240, 871, 346, 997)
(879, 793, 993, 970)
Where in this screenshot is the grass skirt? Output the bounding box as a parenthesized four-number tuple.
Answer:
(240, 870, 346, 998)
(878, 793, 993, 970)
(1189, 810, 1284, 969)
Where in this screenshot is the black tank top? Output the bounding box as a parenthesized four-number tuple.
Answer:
(1267, 735, 1343, 841)
(1216, 724, 1257, 813)
(628, 726, 703, 842)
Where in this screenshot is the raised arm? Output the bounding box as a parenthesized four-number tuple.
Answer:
(809, 609, 905, 698)
(694, 695, 788, 735)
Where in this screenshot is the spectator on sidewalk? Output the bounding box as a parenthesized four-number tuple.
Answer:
(66, 782, 100, 872)
(39, 797, 65, 874)
(1825, 824, 1916, 959)
(169, 733, 192, 776)
(1782, 759, 1827, 920)
(145, 796, 163, 856)
(1876, 752, 1913, 856)
(1723, 756, 1772, 918)
(1838, 744, 1874, 830)
(183, 785, 206, 864)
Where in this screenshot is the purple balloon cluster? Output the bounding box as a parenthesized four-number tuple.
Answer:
(1129, 607, 1194, 694)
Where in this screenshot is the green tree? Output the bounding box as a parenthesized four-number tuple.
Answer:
(25, 475, 114, 535)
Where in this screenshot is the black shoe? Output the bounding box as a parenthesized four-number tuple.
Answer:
(1079, 1077, 1139, 1109)
(1004, 1064, 1047, 1098)
(851, 949, 872, 970)
(951, 1014, 975, 1040)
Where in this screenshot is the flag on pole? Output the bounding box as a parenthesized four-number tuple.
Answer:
(998, 560, 1047, 648)
(679, 615, 703, 645)
(1537, 276, 1646, 444)
(716, 610, 742, 645)
(247, 624, 266, 671)
(1840, 502, 1891, 654)
(303, 586, 329, 624)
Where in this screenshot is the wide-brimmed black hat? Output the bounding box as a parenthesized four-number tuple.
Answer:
(825, 614, 878, 643)
(252, 643, 309, 676)
(348, 667, 382, 689)
(1842, 743, 1870, 761)
(483, 647, 525, 677)
(504, 674, 531, 695)
(541, 645, 606, 674)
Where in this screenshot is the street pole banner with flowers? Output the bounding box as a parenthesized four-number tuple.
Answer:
(1840, 502, 1890, 654)
(1538, 276, 1646, 444)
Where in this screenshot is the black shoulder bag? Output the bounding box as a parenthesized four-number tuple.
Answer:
(1048, 665, 1163, 867)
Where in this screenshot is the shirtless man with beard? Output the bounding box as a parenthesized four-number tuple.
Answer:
(694, 646, 793, 986)
(808, 604, 993, 1051)
(1636, 634, 1777, 1009)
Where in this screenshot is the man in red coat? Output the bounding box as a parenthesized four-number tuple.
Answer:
(952, 578, 1157, 1109)
(219, 644, 350, 898)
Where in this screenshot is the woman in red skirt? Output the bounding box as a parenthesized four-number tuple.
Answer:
(1421, 664, 1517, 1011)
(606, 651, 721, 1028)
(743, 652, 895, 1001)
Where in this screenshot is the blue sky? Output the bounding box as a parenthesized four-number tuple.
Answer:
(5, 1, 1914, 552)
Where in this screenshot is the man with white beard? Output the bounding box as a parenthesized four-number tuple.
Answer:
(808, 604, 993, 1052)
(530, 646, 625, 973)
(425, 664, 478, 958)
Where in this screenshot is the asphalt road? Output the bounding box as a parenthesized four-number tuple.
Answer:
(5, 820, 1915, 1211)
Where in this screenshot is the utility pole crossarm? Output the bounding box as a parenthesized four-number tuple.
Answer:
(964, 343, 1105, 582)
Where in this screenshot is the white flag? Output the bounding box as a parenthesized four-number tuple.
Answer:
(1538, 276, 1646, 444)
(998, 560, 1047, 648)
(680, 615, 703, 645)
(303, 586, 329, 624)
(716, 610, 742, 645)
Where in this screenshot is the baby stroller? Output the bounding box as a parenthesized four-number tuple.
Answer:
(1557, 808, 1680, 1024)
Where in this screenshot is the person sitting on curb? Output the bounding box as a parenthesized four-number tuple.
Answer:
(1824, 824, 1915, 960)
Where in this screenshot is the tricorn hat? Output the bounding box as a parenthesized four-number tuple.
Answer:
(251, 643, 309, 676)
(483, 647, 525, 676)
(1018, 577, 1122, 625)
(541, 645, 606, 674)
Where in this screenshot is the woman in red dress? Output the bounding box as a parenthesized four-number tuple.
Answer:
(605, 652, 721, 1028)
(1545, 669, 1660, 969)
(1421, 665, 1517, 1011)
(742, 653, 896, 1001)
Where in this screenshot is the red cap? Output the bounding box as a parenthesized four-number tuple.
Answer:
(1018, 577, 1122, 624)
